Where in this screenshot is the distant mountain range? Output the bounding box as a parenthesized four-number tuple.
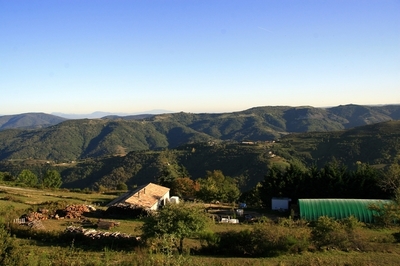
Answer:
(51, 109, 173, 119)
(0, 110, 171, 130)
(0, 104, 399, 161)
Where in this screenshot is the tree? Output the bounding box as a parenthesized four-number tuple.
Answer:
(42, 170, 62, 188)
(116, 182, 128, 191)
(349, 163, 383, 199)
(157, 150, 189, 190)
(17, 170, 38, 187)
(240, 182, 263, 208)
(197, 170, 240, 203)
(259, 165, 285, 208)
(0, 172, 14, 182)
(170, 177, 200, 199)
(141, 203, 210, 254)
(368, 163, 400, 227)
(378, 163, 400, 198)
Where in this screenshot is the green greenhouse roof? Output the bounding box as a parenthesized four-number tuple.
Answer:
(298, 198, 392, 223)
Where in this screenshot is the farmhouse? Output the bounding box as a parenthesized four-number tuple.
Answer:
(298, 198, 392, 223)
(106, 183, 170, 211)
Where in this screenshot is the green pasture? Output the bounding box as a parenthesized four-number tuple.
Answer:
(2, 185, 400, 266)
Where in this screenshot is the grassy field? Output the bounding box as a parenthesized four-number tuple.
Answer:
(6, 239, 400, 266)
(0, 185, 116, 206)
(1, 184, 400, 265)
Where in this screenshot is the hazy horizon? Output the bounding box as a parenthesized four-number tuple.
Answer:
(1, 1, 399, 115)
(2, 102, 400, 120)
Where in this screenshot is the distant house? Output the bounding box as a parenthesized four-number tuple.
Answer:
(106, 183, 170, 211)
(241, 141, 256, 145)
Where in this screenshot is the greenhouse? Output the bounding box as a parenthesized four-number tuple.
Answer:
(298, 198, 392, 223)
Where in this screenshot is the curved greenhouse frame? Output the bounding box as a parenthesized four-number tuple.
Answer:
(298, 199, 392, 223)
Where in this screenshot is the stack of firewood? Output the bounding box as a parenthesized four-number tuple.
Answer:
(55, 204, 91, 219)
(20, 211, 47, 222)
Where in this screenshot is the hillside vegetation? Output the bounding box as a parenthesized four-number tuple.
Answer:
(275, 120, 400, 168)
(0, 104, 399, 161)
(0, 120, 399, 191)
(1, 104, 400, 191)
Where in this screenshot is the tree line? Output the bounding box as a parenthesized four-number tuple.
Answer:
(2, 157, 399, 209)
(241, 161, 400, 209)
(0, 169, 62, 189)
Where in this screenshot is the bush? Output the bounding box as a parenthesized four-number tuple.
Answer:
(116, 183, 128, 191)
(311, 216, 366, 251)
(205, 222, 311, 257)
(251, 223, 310, 256)
(0, 224, 22, 265)
(369, 202, 400, 227)
(216, 229, 254, 256)
(198, 230, 219, 250)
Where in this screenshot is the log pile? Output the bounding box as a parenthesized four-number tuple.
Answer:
(65, 226, 137, 240)
(20, 211, 48, 222)
(55, 204, 91, 219)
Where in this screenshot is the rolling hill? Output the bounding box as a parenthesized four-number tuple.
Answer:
(0, 104, 399, 161)
(0, 119, 400, 191)
(0, 113, 67, 130)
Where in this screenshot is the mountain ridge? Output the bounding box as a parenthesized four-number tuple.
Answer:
(0, 104, 399, 161)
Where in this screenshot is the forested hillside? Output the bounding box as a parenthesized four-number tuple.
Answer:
(1, 120, 400, 191)
(274, 120, 400, 168)
(1, 105, 400, 191)
(0, 104, 399, 161)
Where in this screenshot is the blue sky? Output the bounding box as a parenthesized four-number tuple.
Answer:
(1, 0, 399, 115)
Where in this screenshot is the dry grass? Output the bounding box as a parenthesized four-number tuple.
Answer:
(0, 185, 116, 207)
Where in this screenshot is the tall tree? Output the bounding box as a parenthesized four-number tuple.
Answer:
(260, 165, 286, 208)
(197, 170, 240, 203)
(17, 170, 38, 187)
(42, 170, 62, 188)
(349, 163, 383, 199)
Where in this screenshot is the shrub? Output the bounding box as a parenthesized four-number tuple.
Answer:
(369, 202, 400, 227)
(252, 223, 310, 256)
(198, 230, 219, 250)
(216, 229, 254, 256)
(116, 183, 128, 191)
(0, 224, 22, 265)
(206, 222, 311, 257)
(311, 216, 347, 249)
(311, 216, 367, 251)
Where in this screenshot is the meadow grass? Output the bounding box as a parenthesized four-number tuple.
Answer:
(2, 185, 400, 265)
